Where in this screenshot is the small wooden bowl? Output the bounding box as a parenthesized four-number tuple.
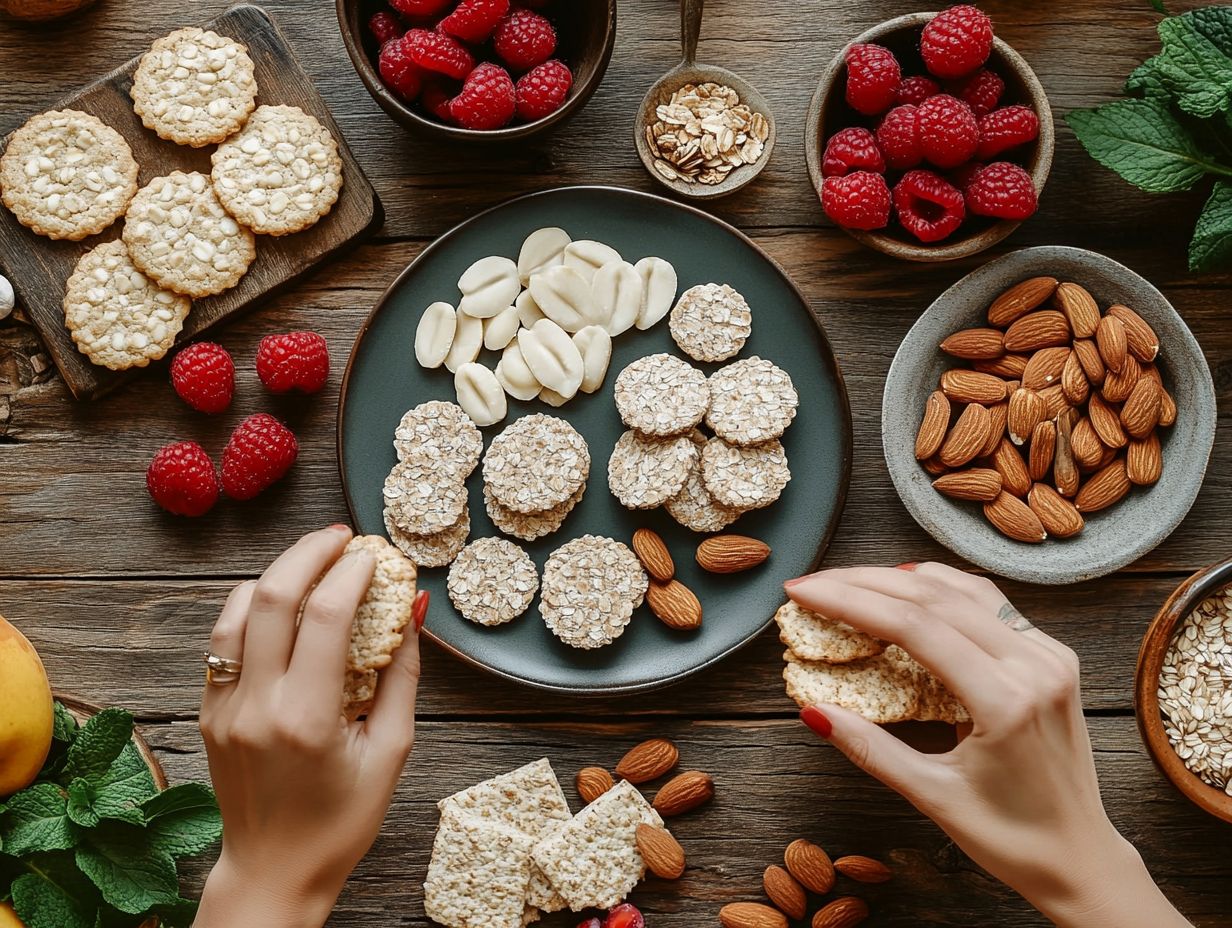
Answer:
(335, 0, 616, 143)
(55, 693, 168, 790)
(805, 11, 1054, 263)
(1135, 557, 1232, 824)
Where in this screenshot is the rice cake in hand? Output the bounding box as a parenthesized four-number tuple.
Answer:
(344, 534, 417, 672)
(782, 646, 920, 724)
(775, 600, 885, 664)
(424, 810, 534, 928)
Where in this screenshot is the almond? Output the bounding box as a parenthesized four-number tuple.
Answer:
(631, 527, 674, 582)
(1028, 420, 1056, 481)
(987, 276, 1058, 327)
(991, 437, 1031, 497)
(1096, 314, 1128, 373)
(1128, 432, 1163, 486)
(652, 770, 713, 816)
(1003, 310, 1071, 352)
(615, 738, 679, 784)
(576, 766, 614, 803)
(1120, 377, 1161, 439)
(720, 903, 788, 928)
(646, 580, 702, 631)
(940, 327, 1005, 360)
(1158, 386, 1178, 427)
(1054, 411, 1080, 498)
(635, 823, 686, 879)
(811, 896, 870, 928)
(1055, 281, 1102, 338)
(914, 390, 950, 461)
(1038, 383, 1070, 419)
(973, 353, 1029, 378)
(980, 401, 1009, 457)
(932, 467, 1003, 502)
(1061, 349, 1090, 405)
(940, 369, 1007, 405)
(1070, 417, 1106, 469)
(1028, 483, 1084, 538)
(938, 403, 991, 468)
(784, 838, 835, 894)
(1101, 353, 1141, 404)
(1088, 394, 1127, 449)
(1108, 304, 1159, 362)
(833, 855, 892, 884)
(763, 865, 807, 921)
(1007, 387, 1046, 445)
(696, 535, 771, 573)
(1073, 338, 1106, 386)
(922, 454, 950, 476)
(1076, 459, 1131, 513)
(984, 490, 1047, 542)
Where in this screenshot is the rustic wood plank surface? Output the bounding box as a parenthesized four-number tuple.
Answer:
(1, 0, 1229, 926)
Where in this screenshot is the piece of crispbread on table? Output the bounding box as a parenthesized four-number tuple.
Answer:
(783, 646, 920, 724)
(344, 535, 417, 672)
(775, 600, 886, 663)
(423, 810, 533, 928)
(531, 779, 663, 912)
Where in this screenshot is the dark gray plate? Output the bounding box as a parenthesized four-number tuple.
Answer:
(338, 186, 851, 694)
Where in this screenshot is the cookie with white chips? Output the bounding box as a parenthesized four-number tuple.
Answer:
(669, 282, 752, 362)
(706, 356, 798, 445)
(607, 430, 698, 510)
(613, 353, 709, 437)
(344, 534, 417, 673)
(383, 458, 468, 537)
(447, 537, 539, 627)
(701, 435, 791, 511)
(393, 400, 484, 479)
(485, 483, 584, 543)
(384, 503, 471, 569)
(540, 535, 647, 650)
(483, 414, 589, 515)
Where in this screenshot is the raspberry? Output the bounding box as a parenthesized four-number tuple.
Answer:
(170, 342, 234, 414)
(921, 4, 994, 79)
(895, 74, 940, 106)
(221, 413, 299, 501)
(439, 0, 510, 43)
(368, 11, 403, 46)
(515, 60, 573, 121)
(255, 331, 330, 394)
(948, 160, 985, 194)
(405, 28, 475, 80)
(604, 904, 645, 928)
(379, 36, 424, 102)
(420, 78, 457, 121)
(821, 127, 885, 177)
(449, 63, 517, 130)
(951, 67, 1003, 116)
(492, 9, 557, 71)
(964, 161, 1038, 220)
(389, 0, 451, 16)
(893, 169, 966, 242)
(916, 93, 979, 169)
(147, 441, 220, 517)
(976, 104, 1040, 159)
(844, 43, 901, 116)
(876, 104, 922, 170)
(821, 171, 892, 231)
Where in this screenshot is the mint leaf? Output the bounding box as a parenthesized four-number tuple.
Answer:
(52, 703, 79, 745)
(1, 784, 76, 856)
(1156, 8, 1232, 117)
(142, 785, 221, 858)
(66, 781, 100, 830)
(151, 896, 200, 928)
(91, 744, 157, 826)
(11, 854, 98, 928)
(64, 710, 133, 784)
(1127, 56, 1171, 98)
(76, 823, 178, 915)
(1189, 179, 1232, 270)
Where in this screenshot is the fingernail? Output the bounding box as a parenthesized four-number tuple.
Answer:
(783, 574, 809, 589)
(329, 523, 351, 533)
(896, 562, 919, 572)
(413, 590, 429, 632)
(801, 706, 832, 739)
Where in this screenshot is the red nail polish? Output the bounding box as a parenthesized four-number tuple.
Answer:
(412, 590, 429, 632)
(896, 562, 919, 572)
(801, 706, 832, 739)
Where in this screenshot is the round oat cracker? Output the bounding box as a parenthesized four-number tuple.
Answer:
(383, 458, 468, 537)
(607, 430, 698, 510)
(705, 356, 798, 445)
(130, 27, 258, 148)
(63, 241, 191, 371)
(123, 171, 256, 298)
(447, 537, 539, 627)
(665, 433, 742, 533)
(540, 535, 648, 650)
(613, 353, 709, 437)
(0, 109, 138, 241)
(384, 502, 471, 569)
(394, 401, 483, 479)
(211, 105, 343, 235)
(669, 282, 752, 362)
(484, 483, 584, 543)
(701, 435, 791, 511)
(482, 414, 589, 514)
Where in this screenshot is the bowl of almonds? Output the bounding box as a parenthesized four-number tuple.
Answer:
(882, 245, 1216, 585)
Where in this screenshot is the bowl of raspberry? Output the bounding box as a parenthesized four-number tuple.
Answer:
(337, 0, 616, 141)
(806, 6, 1054, 262)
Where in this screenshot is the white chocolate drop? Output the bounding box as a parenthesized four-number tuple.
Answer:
(517, 227, 571, 285)
(483, 304, 521, 351)
(496, 341, 542, 401)
(414, 300, 456, 369)
(528, 265, 597, 333)
(634, 256, 677, 330)
(573, 325, 612, 394)
(454, 362, 507, 427)
(517, 318, 583, 399)
(457, 255, 520, 318)
(443, 308, 483, 372)
(592, 260, 642, 337)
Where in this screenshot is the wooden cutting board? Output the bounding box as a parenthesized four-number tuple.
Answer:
(0, 3, 382, 399)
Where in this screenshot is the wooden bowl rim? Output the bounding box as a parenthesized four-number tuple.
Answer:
(334, 0, 617, 142)
(1134, 558, 1232, 824)
(53, 692, 168, 791)
(804, 10, 1055, 263)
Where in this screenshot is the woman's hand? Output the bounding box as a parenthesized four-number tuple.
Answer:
(786, 563, 1191, 928)
(194, 525, 426, 928)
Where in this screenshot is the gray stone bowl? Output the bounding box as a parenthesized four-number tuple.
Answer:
(883, 246, 1217, 585)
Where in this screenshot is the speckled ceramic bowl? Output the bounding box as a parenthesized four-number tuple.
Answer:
(883, 246, 1216, 585)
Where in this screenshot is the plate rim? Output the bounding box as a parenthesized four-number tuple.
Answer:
(336, 184, 854, 695)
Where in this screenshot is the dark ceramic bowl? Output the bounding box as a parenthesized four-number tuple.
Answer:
(805, 11, 1054, 263)
(336, 0, 616, 142)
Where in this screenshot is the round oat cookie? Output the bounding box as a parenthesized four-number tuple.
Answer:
(0, 109, 138, 241)
(394, 401, 483, 479)
(447, 537, 539, 627)
(701, 436, 791, 511)
(123, 171, 256, 298)
(130, 27, 258, 148)
(540, 535, 648, 650)
(384, 503, 471, 569)
(211, 105, 343, 236)
(63, 241, 191, 371)
(665, 433, 742, 533)
(613, 353, 709, 437)
(484, 483, 584, 543)
(669, 282, 752, 362)
(383, 458, 468, 537)
(705, 356, 799, 445)
(482, 414, 589, 514)
(607, 430, 698, 510)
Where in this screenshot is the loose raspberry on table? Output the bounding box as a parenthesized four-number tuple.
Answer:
(976, 104, 1040, 159)
(379, 36, 424, 102)
(420, 78, 457, 121)
(440, 0, 510, 43)
(951, 67, 1003, 116)
(895, 74, 940, 106)
(171, 342, 234, 414)
(916, 93, 979, 168)
(368, 11, 404, 46)
(821, 171, 892, 230)
(450, 62, 517, 129)
(920, 4, 994, 79)
(256, 331, 330, 395)
(845, 43, 901, 116)
(965, 161, 1038, 219)
(515, 59, 573, 121)
(894, 169, 966, 242)
(604, 904, 645, 928)
(405, 28, 475, 80)
(221, 413, 299, 501)
(822, 127, 885, 177)
(493, 9, 557, 71)
(147, 441, 220, 517)
(876, 104, 922, 170)
(389, 0, 451, 16)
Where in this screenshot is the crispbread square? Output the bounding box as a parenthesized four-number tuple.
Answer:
(531, 779, 662, 911)
(783, 647, 920, 724)
(423, 810, 533, 928)
(775, 600, 886, 664)
(344, 535, 417, 672)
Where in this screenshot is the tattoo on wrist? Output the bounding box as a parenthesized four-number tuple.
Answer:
(998, 601, 1035, 632)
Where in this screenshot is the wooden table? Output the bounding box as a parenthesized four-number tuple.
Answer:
(2, 1, 1230, 925)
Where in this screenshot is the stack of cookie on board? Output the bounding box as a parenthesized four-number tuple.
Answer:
(0, 27, 343, 371)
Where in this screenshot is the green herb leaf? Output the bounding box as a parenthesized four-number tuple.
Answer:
(91, 744, 157, 826)
(1155, 8, 1232, 117)
(76, 823, 178, 915)
(10, 853, 99, 928)
(1126, 55, 1171, 98)
(142, 785, 221, 858)
(52, 702, 79, 745)
(1, 784, 77, 856)
(64, 710, 133, 784)
(1189, 179, 1232, 270)
(151, 896, 201, 928)
(66, 780, 100, 830)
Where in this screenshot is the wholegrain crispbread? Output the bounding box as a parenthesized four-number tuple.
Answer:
(423, 809, 534, 928)
(344, 535, 417, 672)
(774, 600, 885, 664)
(342, 668, 377, 721)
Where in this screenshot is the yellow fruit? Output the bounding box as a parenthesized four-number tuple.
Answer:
(0, 901, 27, 928)
(0, 614, 54, 798)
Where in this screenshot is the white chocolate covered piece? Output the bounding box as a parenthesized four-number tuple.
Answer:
(458, 256, 520, 319)
(444, 307, 483, 373)
(455, 362, 507, 427)
(517, 318, 583, 400)
(517, 227, 571, 285)
(415, 301, 456, 369)
(634, 257, 677, 331)
(573, 326, 612, 394)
